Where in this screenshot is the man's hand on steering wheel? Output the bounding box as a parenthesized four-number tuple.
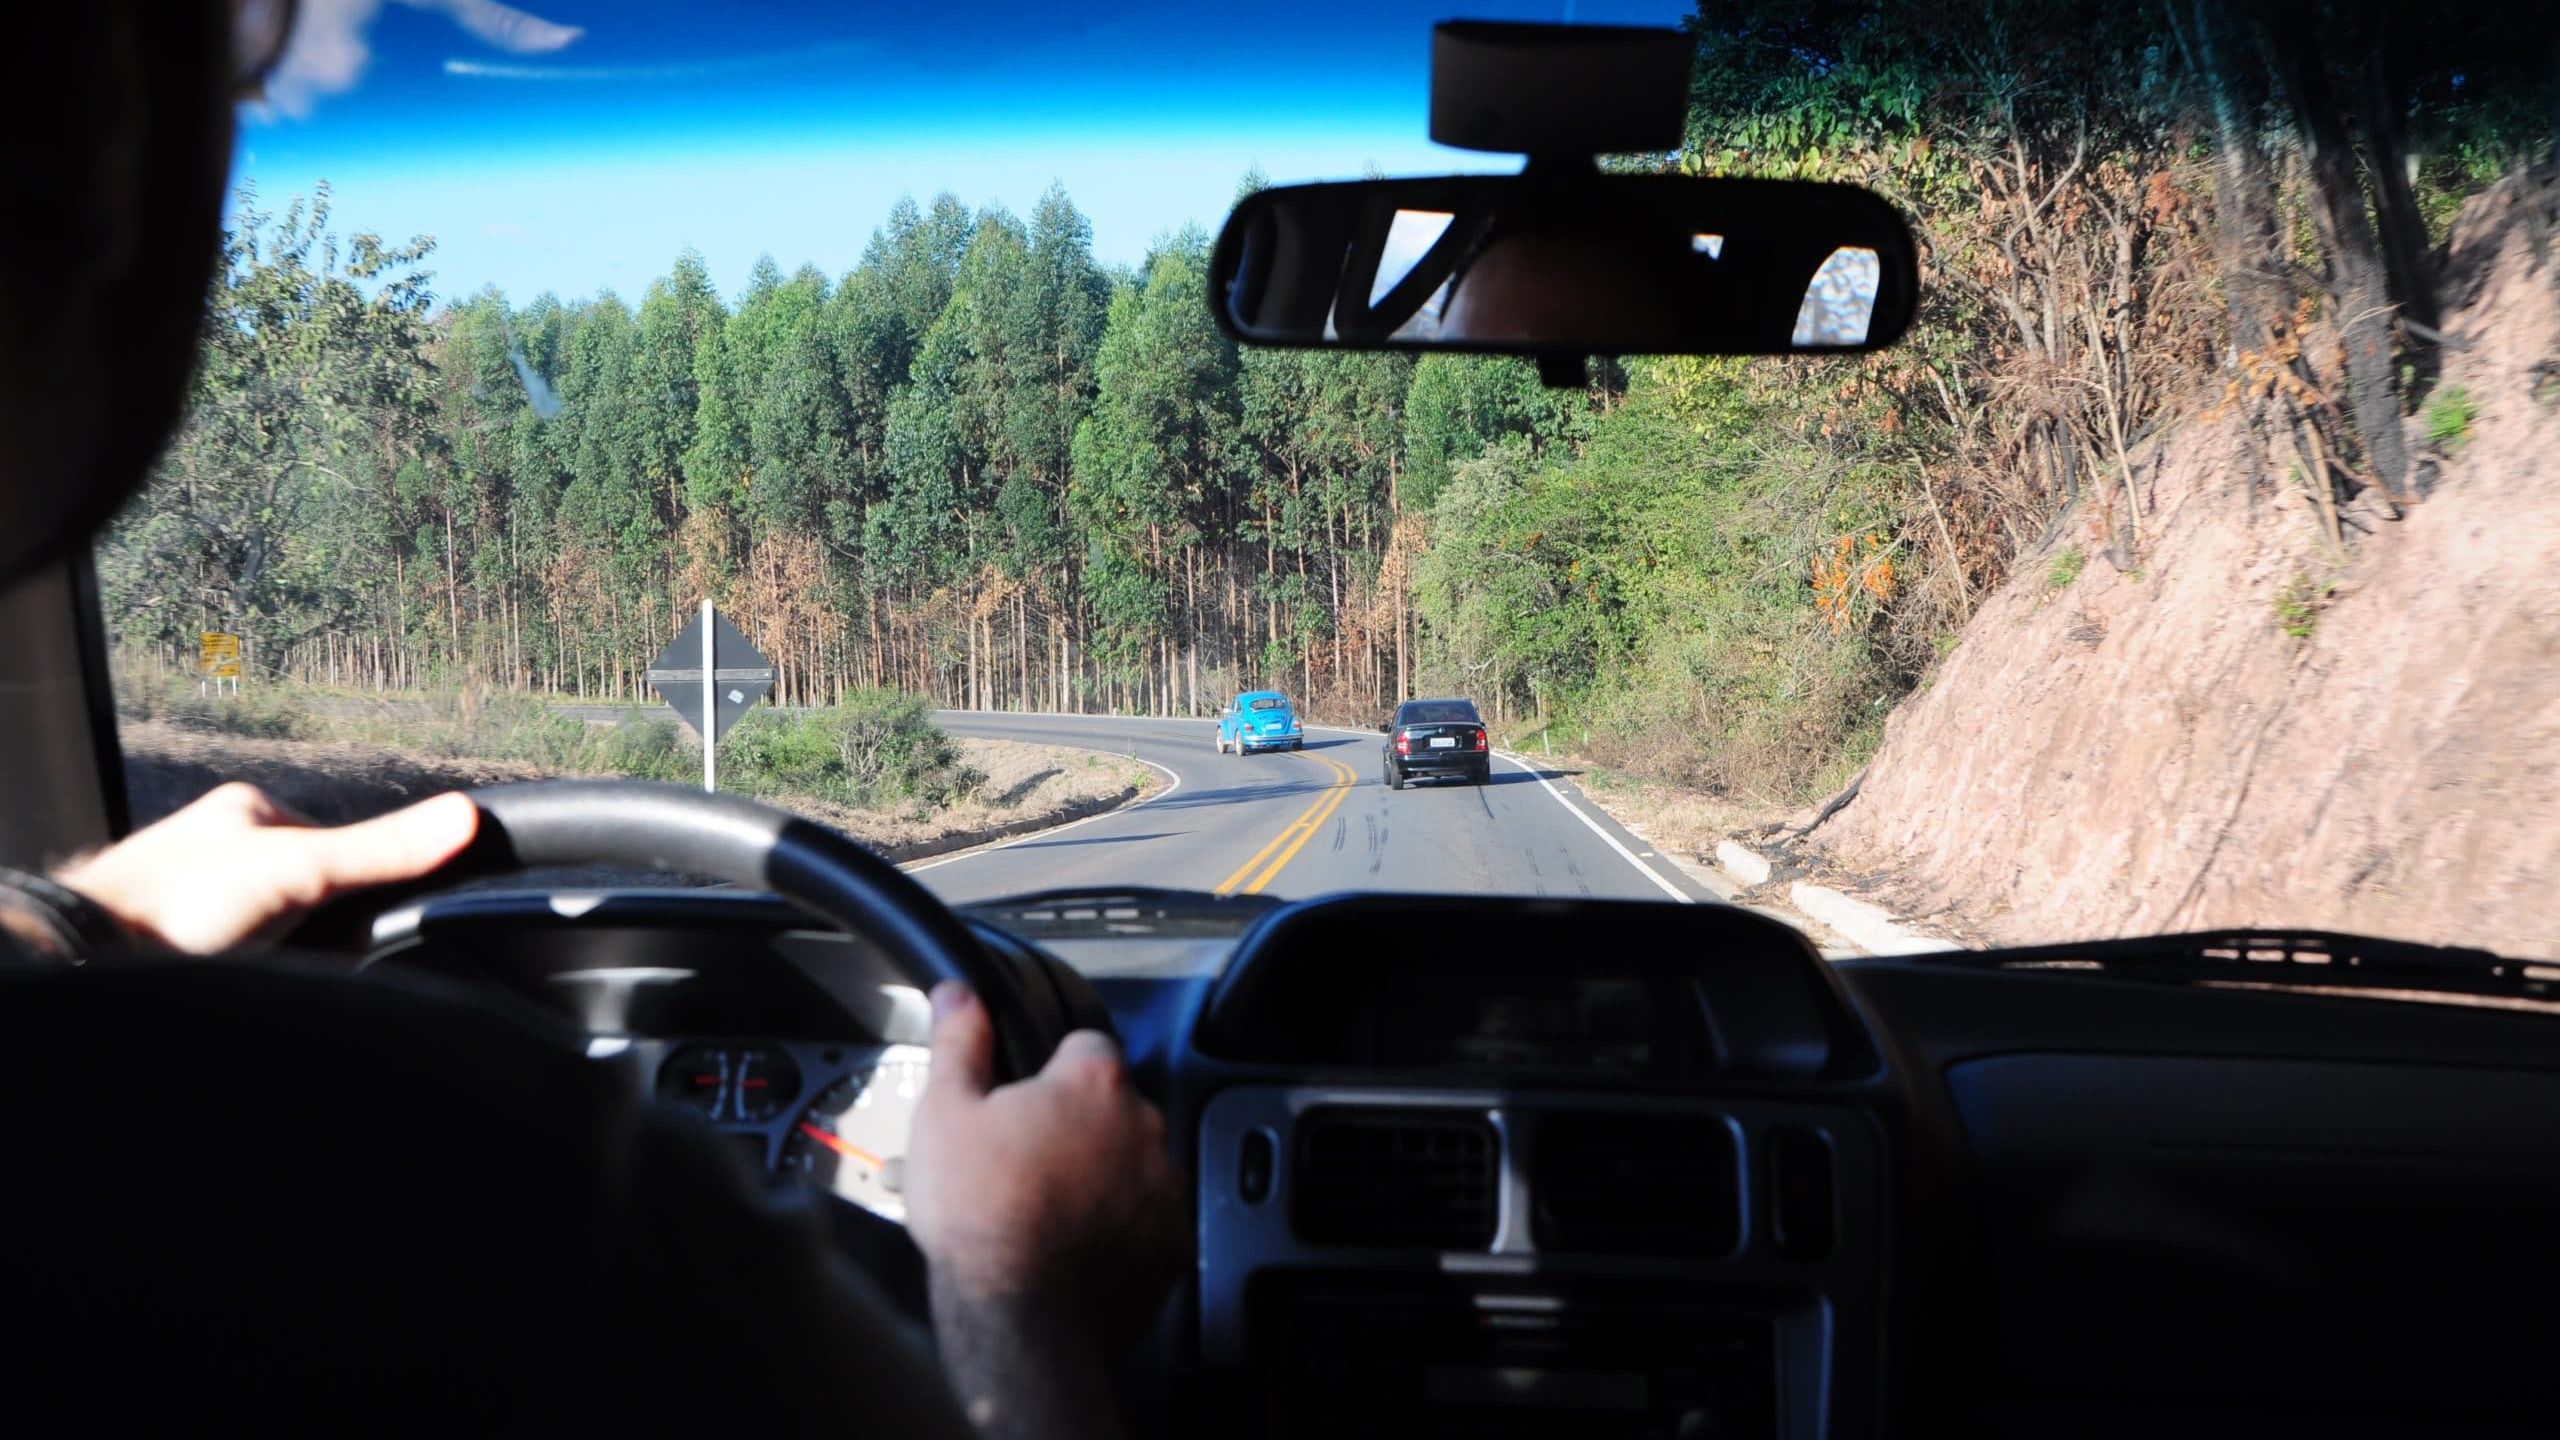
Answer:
(906, 981, 1188, 1438)
(56, 783, 480, 954)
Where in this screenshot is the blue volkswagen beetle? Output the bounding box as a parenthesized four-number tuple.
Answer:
(1215, 690, 1302, 754)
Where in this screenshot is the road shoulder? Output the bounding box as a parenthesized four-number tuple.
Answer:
(1492, 751, 1956, 959)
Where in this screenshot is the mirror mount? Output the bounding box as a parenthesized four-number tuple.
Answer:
(1440, 22, 1673, 384)
(1429, 22, 1692, 161)
(1517, 153, 1600, 180)
(1536, 354, 1587, 391)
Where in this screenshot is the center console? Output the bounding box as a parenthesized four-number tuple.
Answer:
(1178, 896, 1893, 1439)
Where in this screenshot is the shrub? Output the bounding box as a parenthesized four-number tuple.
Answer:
(2274, 571, 2335, 641)
(707, 693, 980, 808)
(2424, 384, 2479, 453)
(724, 710, 841, 790)
(599, 715, 690, 781)
(2046, 546, 2086, 589)
(809, 690, 982, 806)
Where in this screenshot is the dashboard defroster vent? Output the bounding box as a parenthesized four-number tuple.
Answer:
(1292, 1108, 1499, 1249)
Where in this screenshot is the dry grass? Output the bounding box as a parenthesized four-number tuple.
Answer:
(1561, 764, 1759, 865)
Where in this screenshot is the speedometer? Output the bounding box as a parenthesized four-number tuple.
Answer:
(779, 1045, 931, 1222)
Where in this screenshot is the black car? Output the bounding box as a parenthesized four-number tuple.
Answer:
(1381, 697, 1491, 788)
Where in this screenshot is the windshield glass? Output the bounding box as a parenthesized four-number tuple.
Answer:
(99, 1, 2556, 961)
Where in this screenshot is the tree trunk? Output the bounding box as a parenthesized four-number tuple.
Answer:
(2359, 39, 2442, 343)
(2184, 0, 2279, 358)
(2278, 34, 2413, 501)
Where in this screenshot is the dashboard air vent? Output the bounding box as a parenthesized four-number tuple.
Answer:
(1292, 1108, 1499, 1249)
(1531, 1113, 1739, 1256)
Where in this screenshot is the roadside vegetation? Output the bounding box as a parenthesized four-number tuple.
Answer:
(118, 670, 981, 813)
(2046, 548, 2086, 591)
(99, 1, 2547, 812)
(2423, 385, 2480, 455)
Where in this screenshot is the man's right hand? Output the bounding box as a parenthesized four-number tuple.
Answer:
(903, 982, 1186, 1437)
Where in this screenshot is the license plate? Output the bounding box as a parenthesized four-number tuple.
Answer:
(1428, 736, 1457, 748)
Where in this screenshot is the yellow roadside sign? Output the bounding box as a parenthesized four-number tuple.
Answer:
(199, 632, 242, 679)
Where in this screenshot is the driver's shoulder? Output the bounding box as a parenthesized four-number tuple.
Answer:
(0, 953, 967, 1428)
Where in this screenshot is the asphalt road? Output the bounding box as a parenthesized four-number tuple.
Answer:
(908, 711, 1721, 907)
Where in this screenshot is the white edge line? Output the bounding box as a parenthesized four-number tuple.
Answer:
(902, 752, 1183, 874)
(1491, 749, 1694, 904)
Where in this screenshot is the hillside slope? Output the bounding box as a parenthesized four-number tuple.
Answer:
(1810, 185, 2560, 957)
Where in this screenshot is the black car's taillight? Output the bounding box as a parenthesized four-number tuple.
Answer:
(1395, 732, 1411, 755)
(1471, 728, 1487, 751)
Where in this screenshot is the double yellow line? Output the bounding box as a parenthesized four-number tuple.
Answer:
(1213, 750, 1359, 895)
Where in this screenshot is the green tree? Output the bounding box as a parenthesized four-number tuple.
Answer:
(1401, 355, 1577, 513)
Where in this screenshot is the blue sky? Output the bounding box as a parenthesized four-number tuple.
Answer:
(237, 0, 1696, 306)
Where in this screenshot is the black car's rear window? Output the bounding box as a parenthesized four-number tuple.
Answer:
(1398, 701, 1480, 725)
(1249, 697, 1288, 711)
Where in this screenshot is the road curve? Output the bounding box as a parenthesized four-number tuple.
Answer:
(910, 711, 1721, 907)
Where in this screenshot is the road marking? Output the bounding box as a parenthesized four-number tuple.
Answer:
(1209, 770, 1333, 892)
(1214, 751, 1356, 895)
(902, 754, 1181, 874)
(1491, 751, 1694, 904)
(1235, 753, 1357, 894)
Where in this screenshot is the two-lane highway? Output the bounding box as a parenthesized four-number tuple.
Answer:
(911, 712, 1719, 906)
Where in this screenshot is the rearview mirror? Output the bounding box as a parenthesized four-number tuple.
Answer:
(1210, 174, 1918, 360)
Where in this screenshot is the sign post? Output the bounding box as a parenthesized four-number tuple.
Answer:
(701, 597, 716, 793)
(645, 602, 776, 793)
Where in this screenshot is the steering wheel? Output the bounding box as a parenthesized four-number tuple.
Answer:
(351, 779, 1067, 1081)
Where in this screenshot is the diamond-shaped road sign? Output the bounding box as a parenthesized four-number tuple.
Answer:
(646, 607, 775, 742)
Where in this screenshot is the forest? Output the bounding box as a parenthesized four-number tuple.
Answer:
(101, 0, 2549, 799)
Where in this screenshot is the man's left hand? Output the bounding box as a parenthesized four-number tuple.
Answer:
(55, 783, 479, 953)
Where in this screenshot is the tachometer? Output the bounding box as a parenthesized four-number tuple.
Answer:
(780, 1045, 931, 1222)
(657, 1043, 801, 1123)
(655, 1044, 733, 1117)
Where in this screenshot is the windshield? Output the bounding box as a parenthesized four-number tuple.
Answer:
(98, 1, 2556, 961)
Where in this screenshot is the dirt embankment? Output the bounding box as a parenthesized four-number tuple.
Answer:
(119, 722, 1157, 864)
(1807, 183, 2560, 957)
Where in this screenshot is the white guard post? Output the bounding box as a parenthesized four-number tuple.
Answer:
(701, 596, 716, 793)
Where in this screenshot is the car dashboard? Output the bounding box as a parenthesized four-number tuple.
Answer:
(366, 887, 2560, 1439)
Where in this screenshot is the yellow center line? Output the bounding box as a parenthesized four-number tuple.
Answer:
(1237, 753, 1357, 895)
(1211, 781, 1331, 893)
(1212, 751, 1357, 896)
